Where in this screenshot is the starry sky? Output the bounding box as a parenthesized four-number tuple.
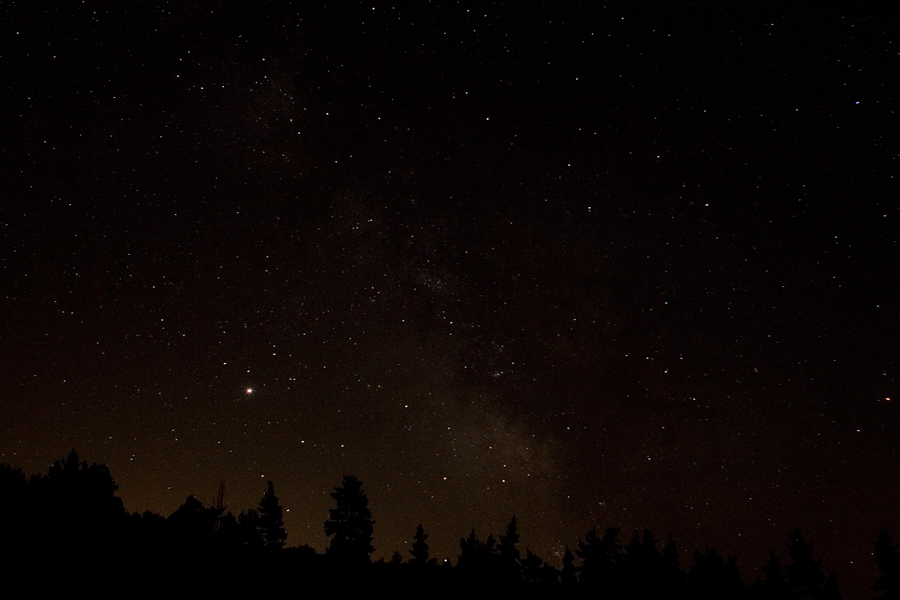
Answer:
(1, 2, 897, 596)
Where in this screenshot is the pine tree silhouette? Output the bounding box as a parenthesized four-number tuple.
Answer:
(499, 516, 521, 563)
(785, 529, 827, 600)
(324, 475, 374, 566)
(521, 548, 548, 585)
(457, 528, 482, 570)
(623, 529, 666, 598)
(238, 508, 264, 551)
(661, 536, 688, 599)
(168, 495, 222, 555)
(752, 551, 791, 600)
(561, 545, 577, 590)
(823, 570, 841, 600)
(688, 548, 746, 600)
(38, 449, 126, 560)
(458, 529, 499, 570)
(409, 523, 436, 566)
(577, 527, 623, 595)
(498, 515, 522, 582)
(258, 480, 287, 551)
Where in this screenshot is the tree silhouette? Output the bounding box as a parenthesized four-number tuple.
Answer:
(689, 548, 746, 600)
(498, 515, 522, 582)
(258, 480, 286, 551)
(238, 508, 264, 552)
(46, 450, 123, 517)
(823, 570, 841, 600)
(874, 529, 900, 600)
(520, 547, 543, 583)
(456, 528, 502, 589)
(577, 527, 623, 595)
(661, 536, 688, 599)
(520, 547, 558, 589)
(324, 475, 374, 565)
(409, 523, 436, 566)
(168, 495, 223, 557)
(458, 528, 479, 567)
(561, 545, 577, 590)
(0, 451, 873, 596)
(752, 551, 791, 600)
(785, 529, 827, 600)
(33, 449, 126, 559)
(214, 510, 243, 552)
(623, 529, 657, 594)
(536, 553, 560, 589)
(499, 516, 521, 562)
(458, 529, 499, 568)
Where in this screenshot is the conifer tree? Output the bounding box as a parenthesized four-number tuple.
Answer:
(754, 551, 790, 600)
(561, 545, 577, 589)
(624, 529, 665, 598)
(458, 529, 499, 573)
(823, 570, 841, 600)
(324, 475, 374, 565)
(409, 523, 435, 566)
(785, 529, 826, 600)
(498, 515, 522, 582)
(458, 529, 483, 570)
(238, 508, 264, 551)
(577, 527, 623, 593)
(688, 548, 745, 600)
(499, 515, 521, 564)
(661, 536, 687, 598)
(258, 480, 286, 551)
(521, 548, 544, 584)
(168, 495, 221, 554)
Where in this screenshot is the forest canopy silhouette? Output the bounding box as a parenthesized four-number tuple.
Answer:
(1, 450, 898, 598)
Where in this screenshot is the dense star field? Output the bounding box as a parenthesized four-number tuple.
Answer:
(1, 2, 897, 596)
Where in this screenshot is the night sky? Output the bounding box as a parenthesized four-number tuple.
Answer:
(1, 2, 897, 596)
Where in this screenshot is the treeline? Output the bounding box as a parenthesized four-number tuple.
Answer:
(1, 451, 899, 598)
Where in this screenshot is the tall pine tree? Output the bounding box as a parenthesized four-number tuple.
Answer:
(258, 480, 286, 551)
(324, 475, 374, 565)
(498, 515, 522, 582)
(752, 551, 791, 600)
(785, 529, 826, 600)
(409, 523, 436, 567)
(561, 545, 577, 590)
